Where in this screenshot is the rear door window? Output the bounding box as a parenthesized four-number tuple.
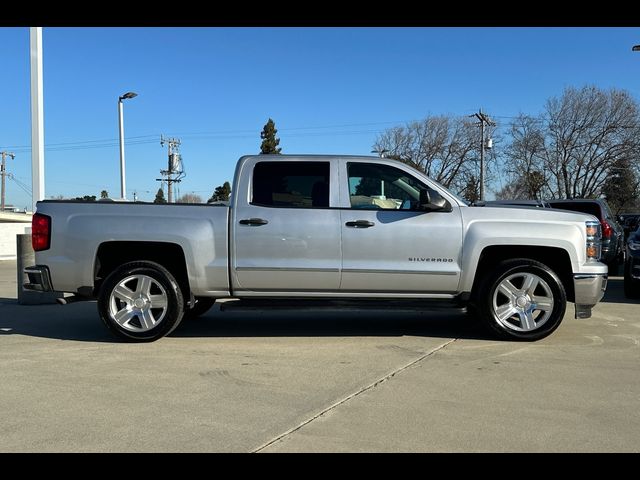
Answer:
(252, 161, 330, 208)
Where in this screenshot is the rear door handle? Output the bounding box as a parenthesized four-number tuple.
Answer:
(345, 220, 375, 228)
(239, 218, 269, 226)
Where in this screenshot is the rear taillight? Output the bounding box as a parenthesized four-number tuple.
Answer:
(32, 213, 51, 251)
(601, 221, 612, 239)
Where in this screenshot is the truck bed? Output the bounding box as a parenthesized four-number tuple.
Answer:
(34, 201, 230, 297)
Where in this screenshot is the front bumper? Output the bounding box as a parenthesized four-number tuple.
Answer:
(23, 265, 54, 292)
(573, 273, 608, 319)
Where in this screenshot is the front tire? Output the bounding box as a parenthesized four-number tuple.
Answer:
(98, 261, 185, 342)
(478, 259, 567, 341)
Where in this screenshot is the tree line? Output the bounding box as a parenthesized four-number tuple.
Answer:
(374, 85, 640, 213)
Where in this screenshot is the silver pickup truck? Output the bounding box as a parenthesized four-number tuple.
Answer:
(24, 155, 608, 342)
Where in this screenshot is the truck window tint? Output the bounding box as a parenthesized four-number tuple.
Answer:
(347, 162, 438, 210)
(252, 161, 330, 208)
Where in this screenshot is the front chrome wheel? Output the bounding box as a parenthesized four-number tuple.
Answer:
(109, 274, 169, 332)
(492, 272, 554, 333)
(479, 258, 567, 341)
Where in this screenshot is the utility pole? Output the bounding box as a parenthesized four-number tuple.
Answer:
(156, 135, 182, 203)
(471, 109, 496, 201)
(1, 151, 16, 212)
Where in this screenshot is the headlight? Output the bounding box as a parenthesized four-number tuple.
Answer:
(585, 220, 602, 261)
(629, 240, 640, 251)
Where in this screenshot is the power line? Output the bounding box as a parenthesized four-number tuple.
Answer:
(0, 120, 420, 154)
(0, 113, 575, 159)
(7, 174, 32, 197)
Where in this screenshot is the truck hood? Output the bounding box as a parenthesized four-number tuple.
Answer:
(460, 204, 599, 224)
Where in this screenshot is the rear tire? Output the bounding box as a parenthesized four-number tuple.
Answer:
(478, 258, 567, 341)
(98, 261, 184, 342)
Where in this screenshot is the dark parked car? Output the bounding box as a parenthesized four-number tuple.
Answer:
(618, 214, 640, 243)
(624, 226, 640, 299)
(547, 199, 624, 272)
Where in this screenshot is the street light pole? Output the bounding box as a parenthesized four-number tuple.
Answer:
(118, 92, 138, 200)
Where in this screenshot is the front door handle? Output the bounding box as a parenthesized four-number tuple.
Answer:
(345, 220, 375, 228)
(239, 218, 269, 226)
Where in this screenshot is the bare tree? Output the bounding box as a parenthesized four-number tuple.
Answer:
(176, 193, 203, 204)
(373, 115, 491, 195)
(503, 86, 640, 200)
(495, 171, 546, 201)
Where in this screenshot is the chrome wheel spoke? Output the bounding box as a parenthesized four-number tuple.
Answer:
(137, 276, 153, 296)
(114, 308, 135, 327)
(498, 280, 519, 300)
(139, 309, 155, 330)
(496, 303, 517, 322)
(149, 295, 167, 309)
(522, 274, 539, 296)
(518, 309, 536, 331)
(532, 295, 553, 311)
(113, 285, 135, 304)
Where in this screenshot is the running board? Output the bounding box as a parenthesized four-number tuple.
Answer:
(218, 298, 466, 312)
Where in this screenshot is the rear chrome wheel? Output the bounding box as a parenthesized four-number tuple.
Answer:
(98, 261, 184, 342)
(109, 274, 169, 332)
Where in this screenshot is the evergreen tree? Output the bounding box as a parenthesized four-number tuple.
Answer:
(601, 158, 639, 214)
(259, 118, 282, 154)
(462, 175, 480, 204)
(154, 188, 167, 204)
(209, 181, 232, 202)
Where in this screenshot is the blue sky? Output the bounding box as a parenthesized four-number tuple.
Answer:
(1, 27, 640, 207)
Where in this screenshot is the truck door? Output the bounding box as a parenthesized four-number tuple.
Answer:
(339, 161, 462, 293)
(231, 159, 341, 293)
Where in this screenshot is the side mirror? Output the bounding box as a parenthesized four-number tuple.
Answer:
(419, 189, 452, 212)
(419, 189, 431, 207)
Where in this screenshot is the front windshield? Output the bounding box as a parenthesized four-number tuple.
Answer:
(396, 160, 469, 206)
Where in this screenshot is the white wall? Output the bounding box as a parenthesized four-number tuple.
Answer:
(0, 224, 30, 260)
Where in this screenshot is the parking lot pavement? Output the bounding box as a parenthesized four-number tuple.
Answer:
(0, 260, 16, 299)
(1, 259, 639, 452)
